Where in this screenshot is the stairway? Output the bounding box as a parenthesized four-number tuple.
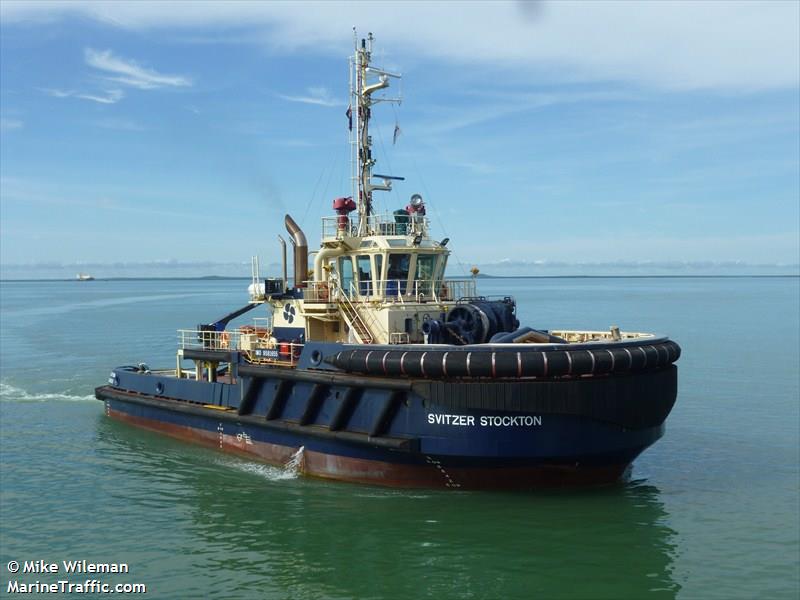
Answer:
(338, 293, 374, 344)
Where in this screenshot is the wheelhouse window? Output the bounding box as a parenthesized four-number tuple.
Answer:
(386, 253, 410, 296)
(356, 255, 373, 296)
(415, 254, 437, 280)
(414, 254, 438, 296)
(338, 256, 354, 296)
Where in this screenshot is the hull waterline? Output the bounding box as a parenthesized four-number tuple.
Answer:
(97, 376, 667, 490)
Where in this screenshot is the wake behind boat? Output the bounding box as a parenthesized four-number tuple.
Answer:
(95, 32, 680, 490)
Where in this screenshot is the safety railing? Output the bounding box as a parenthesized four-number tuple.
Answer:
(389, 332, 409, 344)
(348, 278, 478, 303)
(304, 281, 333, 303)
(178, 329, 245, 352)
(306, 277, 477, 303)
(321, 212, 429, 239)
(346, 282, 388, 341)
(548, 330, 655, 343)
(338, 287, 376, 343)
(352, 278, 407, 301)
(243, 341, 304, 366)
(440, 279, 478, 301)
(177, 329, 303, 367)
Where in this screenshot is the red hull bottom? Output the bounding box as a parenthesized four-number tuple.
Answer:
(107, 408, 630, 490)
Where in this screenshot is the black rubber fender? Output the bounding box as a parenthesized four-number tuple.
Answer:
(326, 339, 681, 379)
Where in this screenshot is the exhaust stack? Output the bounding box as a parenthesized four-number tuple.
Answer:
(277, 235, 287, 292)
(284, 214, 308, 289)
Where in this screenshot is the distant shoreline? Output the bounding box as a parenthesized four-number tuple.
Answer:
(1, 274, 798, 283)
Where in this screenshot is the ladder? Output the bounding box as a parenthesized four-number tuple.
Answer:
(338, 291, 375, 344)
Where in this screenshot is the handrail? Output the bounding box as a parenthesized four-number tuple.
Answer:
(321, 212, 429, 239)
(348, 281, 388, 340)
(337, 283, 375, 343)
(323, 276, 376, 343)
(304, 278, 476, 304)
(177, 328, 303, 367)
(440, 279, 477, 301)
(304, 280, 333, 303)
(352, 278, 477, 303)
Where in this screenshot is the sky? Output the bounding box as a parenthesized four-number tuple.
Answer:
(1, 0, 798, 278)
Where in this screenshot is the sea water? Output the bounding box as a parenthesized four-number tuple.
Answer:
(1, 277, 798, 599)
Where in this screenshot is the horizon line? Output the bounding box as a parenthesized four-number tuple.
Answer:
(2, 274, 799, 283)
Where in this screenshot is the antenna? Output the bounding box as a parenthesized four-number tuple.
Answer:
(349, 31, 403, 234)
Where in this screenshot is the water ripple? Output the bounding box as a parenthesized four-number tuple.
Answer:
(0, 381, 96, 403)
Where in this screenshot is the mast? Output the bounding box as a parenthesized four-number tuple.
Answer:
(349, 31, 402, 234)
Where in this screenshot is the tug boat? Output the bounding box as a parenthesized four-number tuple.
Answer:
(95, 33, 680, 489)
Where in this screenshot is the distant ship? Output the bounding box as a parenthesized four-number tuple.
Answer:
(95, 32, 681, 489)
(76, 273, 95, 281)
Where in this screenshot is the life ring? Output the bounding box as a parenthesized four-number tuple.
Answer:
(439, 284, 449, 301)
(319, 282, 330, 301)
(220, 331, 230, 349)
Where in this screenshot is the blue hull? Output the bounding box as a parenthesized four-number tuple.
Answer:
(96, 362, 675, 489)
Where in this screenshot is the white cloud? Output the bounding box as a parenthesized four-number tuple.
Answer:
(0, 118, 24, 131)
(38, 50, 188, 106)
(277, 86, 343, 107)
(76, 89, 124, 104)
(2, 1, 798, 91)
(41, 87, 124, 104)
(41, 88, 75, 98)
(84, 48, 192, 89)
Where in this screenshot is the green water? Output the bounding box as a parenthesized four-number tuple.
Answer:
(1, 277, 798, 599)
